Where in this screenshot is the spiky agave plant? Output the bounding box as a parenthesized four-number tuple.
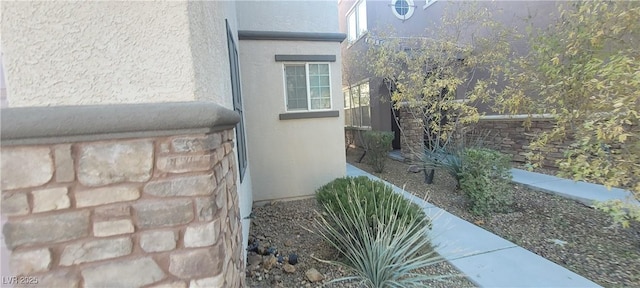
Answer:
(312, 184, 456, 287)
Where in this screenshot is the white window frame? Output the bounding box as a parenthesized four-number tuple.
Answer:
(423, 0, 437, 9)
(391, 0, 415, 20)
(283, 62, 333, 112)
(347, 0, 367, 44)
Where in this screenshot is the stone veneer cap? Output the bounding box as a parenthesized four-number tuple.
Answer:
(1, 102, 240, 146)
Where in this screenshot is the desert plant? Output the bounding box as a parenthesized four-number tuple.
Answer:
(313, 184, 453, 287)
(362, 131, 394, 173)
(459, 148, 513, 216)
(495, 1, 640, 226)
(316, 176, 429, 232)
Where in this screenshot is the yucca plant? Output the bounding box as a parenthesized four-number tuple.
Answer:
(312, 185, 455, 287)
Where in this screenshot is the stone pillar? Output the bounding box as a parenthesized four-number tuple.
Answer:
(398, 103, 425, 162)
(0, 103, 245, 288)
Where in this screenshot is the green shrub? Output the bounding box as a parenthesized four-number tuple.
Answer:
(313, 181, 452, 287)
(363, 131, 394, 173)
(316, 176, 429, 231)
(459, 148, 513, 216)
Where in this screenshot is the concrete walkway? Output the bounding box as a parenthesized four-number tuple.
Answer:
(346, 163, 601, 288)
(511, 168, 639, 207)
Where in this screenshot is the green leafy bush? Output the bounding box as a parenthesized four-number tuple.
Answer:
(316, 176, 429, 231)
(313, 180, 451, 287)
(363, 131, 394, 173)
(459, 148, 513, 216)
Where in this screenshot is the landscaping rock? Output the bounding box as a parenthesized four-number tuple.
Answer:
(305, 268, 323, 282)
(288, 253, 298, 265)
(283, 264, 296, 274)
(262, 255, 277, 270)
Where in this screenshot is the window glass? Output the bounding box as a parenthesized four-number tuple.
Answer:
(358, 0, 367, 35)
(285, 63, 331, 111)
(348, 12, 357, 41)
(285, 65, 308, 110)
(395, 0, 409, 15)
(309, 64, 330, 109)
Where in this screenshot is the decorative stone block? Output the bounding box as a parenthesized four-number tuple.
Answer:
(10, 248, 51, 275)
(140, 230, 177, 252)
(189, 275, 224, 288)
(223, 142, 232, 155)
(221, 156, 230, 177)
(54, 144, 74, 182)
(35, 270, 80, 288)
(134, 199, 194, 229)
(144, 174, 215, 197)
(1, 192, 29, 216)
(184, 220, 218, 248)
(157, 155, 212, 173)
(31, 187, 70, 213)
(169, 246, 222, 279)
(195, 197, 217, 222)
(75, 186, 140, 208)
(151, 281, 187, 288)
(171, 133, 222, 153)
(60, 237, 132, 266)
(1, 147, 53, 190)
(94, 204, 131, 219)
(215, 182, 227, 209)
(93, 219, 135, 237)
(77, 140, 153, 186)
(3, 210, 90, 249)
(81, 257, 165, 287)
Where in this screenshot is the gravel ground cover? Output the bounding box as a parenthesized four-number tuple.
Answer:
(347, 148, 640, 287)
(245, 198, 476, 288)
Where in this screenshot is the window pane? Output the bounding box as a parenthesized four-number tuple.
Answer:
(343, 89, 351, 109)
(310, 87, 320, 99)
(320, 76, 330, 86)
(358, 0, 367, 37)
(322, 98, 331, 109)
(285, 65, 308, 110)
(359, 82, 370, 106)
(350, 86, 359, 108)
(311, 98, 331, 110)
(321, 87, 330, 99)
(345, 108, 353, 126)
(318, 64, 329, 74)
(348, 12, 356, 41)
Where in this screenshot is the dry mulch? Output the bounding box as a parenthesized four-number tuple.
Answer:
(347, 148, 640, 288)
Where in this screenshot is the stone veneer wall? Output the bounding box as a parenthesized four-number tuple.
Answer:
(398, 104, 424, 162)
(469, 117, 565, 168)
(1, 103, 244, 287)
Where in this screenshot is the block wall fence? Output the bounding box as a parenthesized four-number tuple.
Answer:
(1, 102, 245, 287)
(345, 113, 564, 169)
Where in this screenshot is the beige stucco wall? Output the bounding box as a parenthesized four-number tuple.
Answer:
(240, 40, 347, 201)
(1, 1, 196, 107)
(236, 0, 339, 33)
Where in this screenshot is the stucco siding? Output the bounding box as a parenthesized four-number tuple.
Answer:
(1, 1, 196, 107)
(236, 0, 339, 33)
(187, 1, 236, 109)
(186, 1, 253, 255)
(240, 40, 347, 201)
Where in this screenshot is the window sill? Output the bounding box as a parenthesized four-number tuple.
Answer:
(279, 110, 339, 120)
